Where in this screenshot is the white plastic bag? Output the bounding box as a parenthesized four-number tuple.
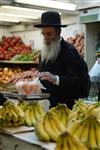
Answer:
(89, 59, 100, 78)
(89, 59, 100, 96)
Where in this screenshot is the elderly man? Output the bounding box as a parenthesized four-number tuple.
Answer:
(34, 11, 91, 109)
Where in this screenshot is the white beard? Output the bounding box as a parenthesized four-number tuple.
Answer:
(41, 38, 61, 63)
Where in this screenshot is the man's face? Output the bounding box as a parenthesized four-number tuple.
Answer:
(41, 27, 58, 44)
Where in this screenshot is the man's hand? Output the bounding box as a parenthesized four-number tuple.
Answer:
(38, 72, 57, 84)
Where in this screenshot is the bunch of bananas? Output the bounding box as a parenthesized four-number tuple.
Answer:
(50, 103, 71, 126)
(67, 100, 100, 123)
(67, 114, 100, 149)
(24, 102, 45, 127)
(18, 100, 29, 111)
(1, 100, 25, 127)
(55, 131, 88, 150)
(35, 111, 66, 142)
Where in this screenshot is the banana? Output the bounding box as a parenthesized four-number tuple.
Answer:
(51, 112, 66, 133)
(67, 119, 82, 135)
(34, 103, 45, 116)
(74, 120, 86, 139)
(95, 121, 100, 147)
(67, 112, 77, 122)
(11, 109, 19, 123)
(25, 109, 32, 126)
(35, 118, 50, 142)
(89, 122, 97, 148)
(80, 119, 90, 144)
(44, 115, 59, 142)
(49, 116, 61, 137)
(59, 109, 67, 126)
(70, 131, 88, 150)
(13, 104, 25, 118)
(3, 121, 13, 127)
(56, 133, 67, 150)
(56, 131, 88, 150)
(66, 136, 78, 150)
(30, 109, 36, 126)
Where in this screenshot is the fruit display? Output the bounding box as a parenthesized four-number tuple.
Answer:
(9, 68, 38, 84)
(0, 67, 22, 84)
(0, 100, 45, 127)
(23, 102, 45, 127)
(50, 103, 71, 126)
(66, 33, 84, 57)
(0, 35, 32, 60)
(11, 50, 40, 63)
(66, 100, 100, 149)
(35, 111, 66, 142)
(55, 131, 88, 150)
(0, 100, 25, 127)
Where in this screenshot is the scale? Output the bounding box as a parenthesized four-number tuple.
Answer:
(1, 92, 50, 101)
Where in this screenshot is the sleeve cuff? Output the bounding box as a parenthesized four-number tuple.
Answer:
(55, 75, 59, 86)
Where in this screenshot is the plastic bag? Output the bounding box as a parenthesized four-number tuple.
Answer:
(89, 59, 100, 96)
(15, 78, 46, 95)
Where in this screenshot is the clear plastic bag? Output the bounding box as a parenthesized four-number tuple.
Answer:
(15, 78, 46, 95)
(89, 59, 100, 96)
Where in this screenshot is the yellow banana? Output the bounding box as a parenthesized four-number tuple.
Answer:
(44, 115, 59, 142)
(59, 109, 67, 126)
(3, 121, 13, 127)
(67, 120, 82, 134)
(56, 133, 67, 150)
(34, 103, 45, 116)
(49, 116, 61, 137)
(35, 118, 50, 142)
(51, 112, 66, 133)
(14, 104, 25, 118)
(71, 132, 88, 150)
(74, 121, 86, 139)
(25, 109, 32, 126)
(89, 122, 97, 148)
(30, 109, 36, 126)
(67, 111, 77, 123)
(80, 119, 90, 144)
(11, 109, 19, 123)
(95, 121, 100, 147)
(66, 136, 78, 150)
(33, 106, 41, 121)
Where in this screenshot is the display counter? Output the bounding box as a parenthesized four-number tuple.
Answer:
(0, 130, 55, 150)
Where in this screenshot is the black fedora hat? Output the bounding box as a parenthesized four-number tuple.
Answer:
(34, 11, 67, 28)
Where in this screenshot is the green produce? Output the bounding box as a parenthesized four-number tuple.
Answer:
(11, 51, 40, 62)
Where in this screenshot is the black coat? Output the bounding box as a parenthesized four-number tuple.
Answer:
(39, 38, 90, 109)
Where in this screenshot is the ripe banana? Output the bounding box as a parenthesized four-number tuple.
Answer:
(11, 109, 19, 123)
(25, 109, 32, 126)
(74, 120, 86, 139)
(89, 122, 97, 148)
(35, 118, 50, 142)
(14, 105, 25, 118)
(49, 111, 66, 133)
(44, 115, 59, 142)
(49, 116, 61, 136)
(56, 131, 88, 150)
(71, 133, 88, 150)
(66, 136, 78, 150)
(55, 132, 66, 150)
(95, 121, 100, 147)
(67, 120, 82, 135)
(80, 119, 90, 144)
(30, 109, 36, 126)
(34, 103, 45, 116)
(33, 106, 41, 121)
